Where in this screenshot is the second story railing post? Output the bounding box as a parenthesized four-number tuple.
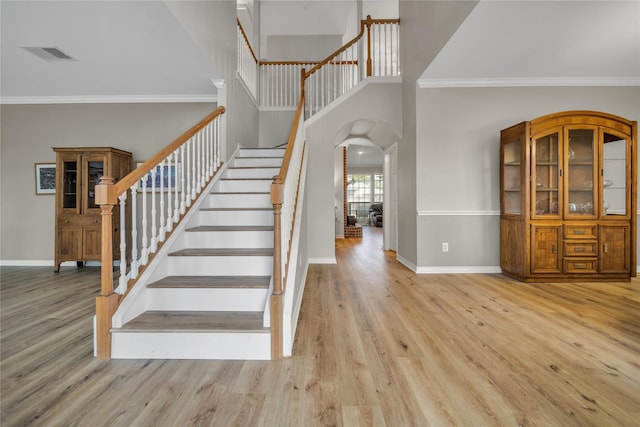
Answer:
(95, 176, 118, 361)
(366, 15, 373, 77)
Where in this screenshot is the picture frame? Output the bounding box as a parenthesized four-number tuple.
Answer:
(136, 161, 181, 191)
(35, 163, 56, 195)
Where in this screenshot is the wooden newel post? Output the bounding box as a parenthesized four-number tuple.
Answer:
(300, 68, 306, 99)
(366, 15, 373, 77)
(270, 177, 284, 359)
(95, 176, 118, 361)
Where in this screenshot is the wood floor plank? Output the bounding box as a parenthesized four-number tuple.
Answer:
(2, 227, 639, 426)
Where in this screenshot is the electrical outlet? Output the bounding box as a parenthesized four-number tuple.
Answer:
(442, 242, 449, 252)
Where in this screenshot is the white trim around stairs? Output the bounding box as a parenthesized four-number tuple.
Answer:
(396, 255, 501, 274)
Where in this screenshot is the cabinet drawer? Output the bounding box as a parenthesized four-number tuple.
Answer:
(564, 258, 597, 274)
(564, 241, 597, 257)
(564, 225, 596, 239)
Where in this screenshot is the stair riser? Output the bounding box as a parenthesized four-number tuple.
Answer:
(111, 331, 271, 359)
(215, 180, 272, 192)
(238, 148, 285, 158)
(225, 168, 280, 179)
(232, 158, 283, 168)
(147, 288, 269, 311)
(175, 231, 273, 249)
(165, 256, 273, 276)
(205, 193, 271, 208)
(195, 210, 272, 226)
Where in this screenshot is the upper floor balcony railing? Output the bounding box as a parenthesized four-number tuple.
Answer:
(237, 16, 400, 114)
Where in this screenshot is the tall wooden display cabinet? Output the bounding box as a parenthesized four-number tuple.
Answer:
(53, 147, 132, 272)
(500, 111, 637, 282)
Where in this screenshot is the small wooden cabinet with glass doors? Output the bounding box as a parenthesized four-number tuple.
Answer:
(53, 147, 132, 272)
(500, 111, 636, 281)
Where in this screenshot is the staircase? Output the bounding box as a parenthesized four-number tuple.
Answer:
(110, 147, 285, 359)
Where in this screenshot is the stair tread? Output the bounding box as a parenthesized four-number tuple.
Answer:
(228, 166, 280, 169)
(186, 225, 273, 232)
(211, 191, 270, 194)
(169, 248, 273, 256)
(221, 177, 273, 181)
(199, 207, 272, 211)
(117, 311, 268, 332)
(147, 275, 270, 289)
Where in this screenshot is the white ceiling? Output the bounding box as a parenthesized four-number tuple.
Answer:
(0, 0, 361, 104)
(0, 1, 220, 103)
(420, 1, 640, 86)
(3, 1, 635, 104)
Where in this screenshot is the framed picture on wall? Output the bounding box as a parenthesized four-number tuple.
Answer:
(35, 163, 56, 195)
(136, 161, 181, 191)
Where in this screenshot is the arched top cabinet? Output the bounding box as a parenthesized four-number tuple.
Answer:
(500, 111, 637, 282)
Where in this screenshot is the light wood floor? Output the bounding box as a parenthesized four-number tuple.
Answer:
(2, 227, 639, 426)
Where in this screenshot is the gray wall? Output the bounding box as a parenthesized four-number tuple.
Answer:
(265, 35, 342, 61)
(397, 1, 479, 267)
(259, 110, 296, 148)
(166, 1, 259, 154)
(416, 86, 640, 269)
(0, 102, 216, 263)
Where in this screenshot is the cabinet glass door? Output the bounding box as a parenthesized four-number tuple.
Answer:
(532, 130, 560, 218)
(565, 127, 597, 218)
(62, 160, 78, 209)
(502, 139, 522, 215)
(602, 130, 629, 217)
(84, 157, 104, 211)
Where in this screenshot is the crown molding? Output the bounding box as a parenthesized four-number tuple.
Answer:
(417, 76, 640, 89)
(0, 94, 218, 105)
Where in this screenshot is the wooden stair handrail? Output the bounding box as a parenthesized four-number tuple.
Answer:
(304, 16, 400, 79)
(112, 107, 226, 201)
(237, 18, 258, 65)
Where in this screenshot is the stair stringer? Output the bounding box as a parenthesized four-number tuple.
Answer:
(111, 146, 239, 328)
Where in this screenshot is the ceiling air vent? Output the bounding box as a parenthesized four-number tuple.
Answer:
(22, 46, 75, 61)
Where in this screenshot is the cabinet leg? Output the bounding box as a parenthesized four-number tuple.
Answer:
(54, 263, 60, 273)
(77, 261, 84, 268)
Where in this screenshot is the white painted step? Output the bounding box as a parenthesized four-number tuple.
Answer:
(225, 167, 280, 179)
(204, 192, 271, 208)
(146, 287, 269, 311)
(111, 311, 270, 360)
(173, 227, 274, 249)
(214, 178, 272, 193)
(232, 157, 283, 168)
(238, 148, 286, 157)
(193, 208, 272, 227)
(164, 253, 273, 276)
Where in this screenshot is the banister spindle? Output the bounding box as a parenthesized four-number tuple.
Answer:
(366, 15, 373, 77)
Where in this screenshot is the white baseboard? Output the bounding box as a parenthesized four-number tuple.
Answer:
(416, 266, 502, 274)
(308, 257, 337, 264)
(0, 260, 107, 267)
(396, 255, 417, 272)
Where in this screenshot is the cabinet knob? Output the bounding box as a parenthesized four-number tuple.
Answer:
(603, 243, 608, 254)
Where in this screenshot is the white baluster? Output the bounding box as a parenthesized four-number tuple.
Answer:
(191, 138, 197, 202)
(180, 145, 186, 214)
(118, 192, 127, 292)
(166, 153, 173, 233)
(150, 167, 158, 252)
(158, 161, 166, 242)
(131, 183, 139, 277)
(174, 150, 181, 222)
(141, 176, 149, 265)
